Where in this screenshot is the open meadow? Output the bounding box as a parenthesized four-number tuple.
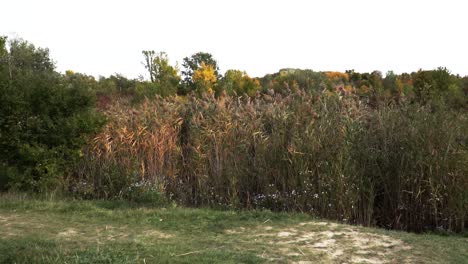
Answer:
(1, 194, 467, 263)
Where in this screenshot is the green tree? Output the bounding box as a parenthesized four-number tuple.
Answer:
(220, 69, 260, 96)
(431, 67, 454, 92)
(383, 71, 397, 92)
(0, 37, 103, 191)
(462, 76, 468, 98)
(412, 68, 458, 105)
(383, 71, 400, 102)
(65, 70, 99, 91)
(0, 36, 6, 56)
(0, 37, 10, 87)
(141, 51, 180, 97)
(181, 52, 219, 94)
(142, 50, 156, 82)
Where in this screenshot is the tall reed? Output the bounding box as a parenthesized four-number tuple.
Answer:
(73, 92, 467, 232)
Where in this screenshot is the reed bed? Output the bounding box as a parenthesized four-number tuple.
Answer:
(73, 92, 467, 232)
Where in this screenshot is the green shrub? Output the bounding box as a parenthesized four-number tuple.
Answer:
(0, 38, 103, 192)
(124, 181, 169, 206)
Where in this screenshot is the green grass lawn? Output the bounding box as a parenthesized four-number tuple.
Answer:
(0, 193, 467, 263)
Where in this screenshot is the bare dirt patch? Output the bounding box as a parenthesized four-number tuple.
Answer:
(143, 230, 173, 239)
(230, 221, 413, 263)
(278, 231, 296, 237)
(57, 228, 78, 237)
(224, 227, 246, 234)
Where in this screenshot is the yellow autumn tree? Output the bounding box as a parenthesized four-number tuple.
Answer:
(325, 71, 349, 82)
(192, 62, 217, 95)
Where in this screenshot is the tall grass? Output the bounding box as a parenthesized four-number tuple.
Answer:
(73, 92, 467, 232)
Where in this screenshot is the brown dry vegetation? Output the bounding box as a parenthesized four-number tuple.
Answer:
(73, 92, 468, 233)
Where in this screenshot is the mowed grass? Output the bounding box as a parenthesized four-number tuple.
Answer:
(0, 194, 467, 264)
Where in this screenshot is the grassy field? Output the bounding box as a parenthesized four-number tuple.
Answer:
(0, 194, 467, 264)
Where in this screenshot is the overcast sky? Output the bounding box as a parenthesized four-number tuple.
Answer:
(2, 0, 467, 79)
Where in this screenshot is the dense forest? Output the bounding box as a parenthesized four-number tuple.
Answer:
(1, 37, 467, 233)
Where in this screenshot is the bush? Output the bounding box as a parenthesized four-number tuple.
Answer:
(124, 180, 170, 206)
(0, 38, 103, 192)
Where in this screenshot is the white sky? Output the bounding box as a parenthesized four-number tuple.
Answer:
(1, 0, 467, 79)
